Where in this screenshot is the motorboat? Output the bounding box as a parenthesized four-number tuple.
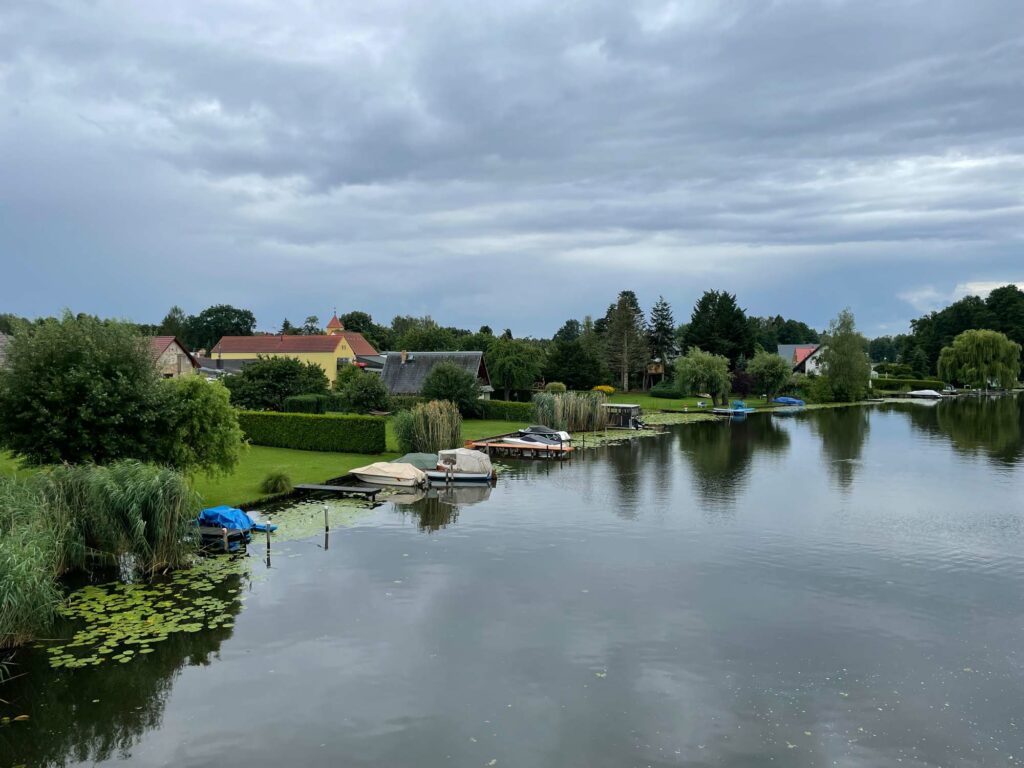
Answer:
(773, 396, 805, 406)
(907, 389, 944, 399)
(350, 462, 428, 488)
(501, 425, 572, 446)
(712, 400, 757, 416)
(392, 450, 495, 485)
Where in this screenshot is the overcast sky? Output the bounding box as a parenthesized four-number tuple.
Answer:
(1, 0, 1021, 337)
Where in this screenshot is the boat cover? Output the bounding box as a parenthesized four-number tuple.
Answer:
(393, 453, 440, 470)
(908, 389, 943, 399)
(438, 448, 494, 475)
(773, 396, 805, 406)
(198, 505, 253, 531)
(352, 462, 428, 484)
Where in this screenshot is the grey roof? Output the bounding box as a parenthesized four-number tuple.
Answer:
(0, 333, 9, 368)
(380, 351, 489, 395)
(194, 356, 252, 375)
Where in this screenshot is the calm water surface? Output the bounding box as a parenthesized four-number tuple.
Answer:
(3, 397, 1023, 767)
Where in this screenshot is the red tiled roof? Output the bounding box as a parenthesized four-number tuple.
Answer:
(326, 313, 343, 329)
(212, 335, 345, 354)
(338, 331, 377, 356)
(793, 346, 817, 366)
(150, 336, 198, 368)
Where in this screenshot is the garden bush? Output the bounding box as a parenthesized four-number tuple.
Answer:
(260, 470, 293, 494)
(592, 384, 615, 395)
(389, 395, 427, 412)
(544, 381, 567, 393)
(649, 380, 680, 398)
(237, 411, 386, 453)
(335, 373, 391, 414)
(421, 362, 481, 415)
(477, 399, 534, 421)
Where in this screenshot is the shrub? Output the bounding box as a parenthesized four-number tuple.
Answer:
(871, 377, 945, 391)
(160, 377, 244, 476)
(260, 470, 293, 495)
(336, 373, 391, 414)
(237, 412, 386, 453)
(649, 380, 680, 398)
(395, 400, 462, 454)
(532, 391, 608, 432)
(875, 362, 914, 378)
(544, 381, 567, 393)
(421, 362, 481, 415)
(333, 364, 362, 391)
(807, 375, 835, 403)
(389, 395, 427, 412)
(283, 394, 332, 414)
(223, 356, 329, 411)
(592, 384, 615, 395)
(477, 399, 534, 421)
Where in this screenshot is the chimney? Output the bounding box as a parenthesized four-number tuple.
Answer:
(400, 350, 408, 365)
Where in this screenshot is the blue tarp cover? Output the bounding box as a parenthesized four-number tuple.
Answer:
(773, 396, 806, 406)
(198, 505, 253, 530)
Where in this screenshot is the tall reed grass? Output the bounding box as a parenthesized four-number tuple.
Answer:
(531, 391, 609, 432)
(393, 400, 463, 454)
(0, 462, 201, 649)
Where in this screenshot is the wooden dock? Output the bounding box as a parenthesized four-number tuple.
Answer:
(467, 435, 574, 460)
(294, 483, 381, 500)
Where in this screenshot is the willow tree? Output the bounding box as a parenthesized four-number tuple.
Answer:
(820, 309, 870, 402)
(674, 348, 731, 405)
(937, 329, 1021, 389)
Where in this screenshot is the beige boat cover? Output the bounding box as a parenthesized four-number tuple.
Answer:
(351, 462, 427, 484)
(437, 448, 493, 475)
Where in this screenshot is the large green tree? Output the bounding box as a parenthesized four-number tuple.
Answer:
(937, 329, 1021, 389)
(543, 336, 604, 391)
(158, 306, 188, 339)
(222, 356, 329, 410)
(684, 290, 754, 368)
(0, 313, 242, 473)
(421, 361, 482, 415)
(336, 372, 392, 414)
(819, 309, 870, 402)
(747, 351, 791, 399)
(674, 348, 732, 405)
(605, 291, 649, 391)
(184, 304, 256, 352)
(647, 296, 676, 379)
(486, 337, 543, 400)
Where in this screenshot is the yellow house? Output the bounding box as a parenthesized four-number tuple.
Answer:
(210, 323, 377, 385)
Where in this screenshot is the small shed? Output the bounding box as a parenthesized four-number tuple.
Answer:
(602, 403, 642, 428)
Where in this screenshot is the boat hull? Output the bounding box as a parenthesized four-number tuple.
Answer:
(352, 472, 424, 487)
(424, 470, 493, 485)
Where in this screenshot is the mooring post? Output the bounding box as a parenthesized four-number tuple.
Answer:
(323, 504, 329, 533)
(222, 527, 228, 553)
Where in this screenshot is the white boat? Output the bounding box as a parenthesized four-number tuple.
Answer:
(499, 426, 572, 447)
(350, 462, 427, 488)
(907, 389, 944, 399)
(426, 448, 494, 485)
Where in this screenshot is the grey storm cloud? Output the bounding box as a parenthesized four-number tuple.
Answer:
(0, 0, 1021, 335)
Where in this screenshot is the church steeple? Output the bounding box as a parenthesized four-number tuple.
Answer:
(326, 311, 345, 335)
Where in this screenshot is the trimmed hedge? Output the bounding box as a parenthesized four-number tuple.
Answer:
(872, 377, 944, 391)
(477, 399, 535, 421)
(237, 411, 386, 453)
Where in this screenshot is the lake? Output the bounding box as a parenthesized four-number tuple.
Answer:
(3, 396, 1023, 767)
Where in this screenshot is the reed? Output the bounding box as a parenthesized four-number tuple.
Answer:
(532, 391, 608, 432)
(405, 399, 462, 454)
(260, 470, 293, 495)
(0, 462, 201, 649)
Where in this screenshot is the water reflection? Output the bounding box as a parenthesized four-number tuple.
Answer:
(391, 485, 493, 532)
(900, 393, 1023, 466)
(677, 416, 791, 510)
(0, 566, 246, 767)
(806, 406, 871, 489)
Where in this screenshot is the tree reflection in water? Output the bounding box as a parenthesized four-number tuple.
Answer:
(0, 566, 247, 768)
(900, 393, 1023, 466)
(806, 406, 871, 489)
(392, 485, 493, 532)
(677, 416, 791, 513)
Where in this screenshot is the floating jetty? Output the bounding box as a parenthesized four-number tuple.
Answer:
(294, 483, 381, 500)
(466, 434, 574, 460)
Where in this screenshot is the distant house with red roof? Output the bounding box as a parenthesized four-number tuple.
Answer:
(776, 343, 824, 375)
(208, 313, 377, 384)
(150, 336, 198, 378)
